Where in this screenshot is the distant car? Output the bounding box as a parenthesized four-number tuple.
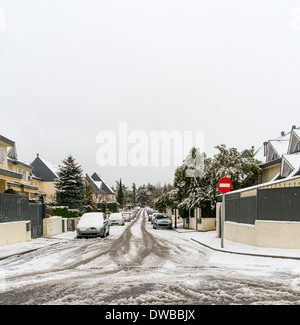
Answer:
(152, 214, 172, 230)
(76, 212, 110, 238)
(109, 212, 125, 226)
(134, 206, 141, 211)
(122, 212, 132, 222)
(129, 211, 136, 220)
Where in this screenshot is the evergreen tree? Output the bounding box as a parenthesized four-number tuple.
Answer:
(137, 184, 151, 206)
(55, 155, 86, 212)
(116, 178, 125, 206)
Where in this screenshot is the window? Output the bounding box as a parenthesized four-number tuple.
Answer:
(0, 147, 5, 164)
(17, 168, 24, 179)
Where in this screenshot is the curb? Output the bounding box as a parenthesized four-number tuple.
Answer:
(173, 227, 198, 233)
(190, 238, 300, 261)
(0, 242, 60, 262)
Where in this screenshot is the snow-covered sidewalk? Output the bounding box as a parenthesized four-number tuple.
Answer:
(0, 231, 76, 261)
(174, 227, 300, 260)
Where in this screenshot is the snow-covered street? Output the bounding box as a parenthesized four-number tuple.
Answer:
(1, 209, 300, 304)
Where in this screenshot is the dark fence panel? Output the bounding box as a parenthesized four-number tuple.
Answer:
(0, 193, 28, 222)
(0, 193, 45, 238)
(257, 187, 300, 222)
(225, 193, 239, 223)
(224, 186, 300, 225)
(238, 196, 257, 225)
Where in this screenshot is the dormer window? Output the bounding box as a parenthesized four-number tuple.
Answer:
(288, 128, 300, 154)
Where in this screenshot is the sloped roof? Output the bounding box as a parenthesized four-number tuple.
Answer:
(250, 126, 300, 183)
(31, 155, 58, 181)
(293, 128, 300, 139)
(269, 140, 289, 158)
(91, 172, 115, 195)
(281, 153, 300, 178)
(255, 127, 298, 165)
(283, 153, 300, 170)
(86, 175, 101, 193)
(288, 128, 300, 154)
(0, 135, 15, 147)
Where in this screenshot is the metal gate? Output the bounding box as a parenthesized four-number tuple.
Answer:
(29, 203, 44, 238)
(0, 193, 45, 238)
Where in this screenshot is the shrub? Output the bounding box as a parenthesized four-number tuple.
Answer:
(48, 206, 79, 218)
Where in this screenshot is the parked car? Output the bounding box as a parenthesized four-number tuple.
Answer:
(129, 211, 136, 220)
(122, 212, 132, 222)
(147, 210, 157, 222)
(109, 212, 125, 226)
(152, 214, 172, 229)
(76, 212, 110, 238)
(150, 212, 160, 224)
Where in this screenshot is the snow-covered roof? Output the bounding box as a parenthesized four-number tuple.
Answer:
(293, 128, 300, 140)
(280, 153, 300, 178)
(283, 153, 300, 170)
(287, 128, 300, 154)
(254, 126, 300, 166)
(31, 155, 59, 181)
(90, 172, 115, 195)
(269, 140, 289, 158)
(39, 157, 59, 177)
(93, 181, 102, 189)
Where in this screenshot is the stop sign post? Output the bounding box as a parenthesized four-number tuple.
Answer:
(218, 178, 232, 248)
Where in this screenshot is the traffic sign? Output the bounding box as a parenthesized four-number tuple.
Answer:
(217, 177, 232, 194)
(218, 177, 232, 248)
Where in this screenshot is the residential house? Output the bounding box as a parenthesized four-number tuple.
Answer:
(0, 135, 39, 197)
(30, 154, 59, 202)
(254, 125, 300, 184)
(86, 172, 116, 204)
(217, 125, 300, 249)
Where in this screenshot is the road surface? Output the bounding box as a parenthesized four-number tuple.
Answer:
(1, 209, 300, 304)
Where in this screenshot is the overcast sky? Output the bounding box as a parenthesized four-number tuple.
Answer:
(1, 0, 300, 188)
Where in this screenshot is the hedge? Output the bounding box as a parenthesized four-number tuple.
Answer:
(48, 206, 79, 218)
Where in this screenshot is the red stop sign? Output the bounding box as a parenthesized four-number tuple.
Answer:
(218, 177, 232, 194)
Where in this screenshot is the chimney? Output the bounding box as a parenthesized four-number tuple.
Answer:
(281, 131, 285, 136)
(292, 125, 296, 130)
(263, 141, 268, 156)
